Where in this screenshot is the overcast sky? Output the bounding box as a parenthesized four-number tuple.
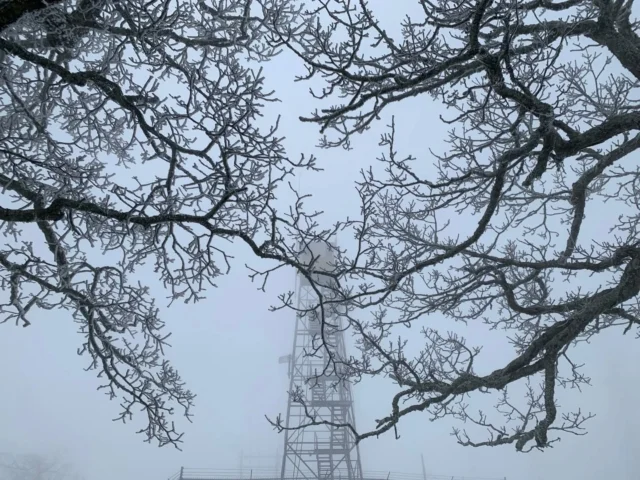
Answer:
(1, 2, 640, 480)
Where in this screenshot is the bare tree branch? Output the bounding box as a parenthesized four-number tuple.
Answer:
(0, 0, 334, 448)
(265, 0, 640, 452)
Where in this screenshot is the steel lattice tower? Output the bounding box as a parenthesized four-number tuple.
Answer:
(280, 241, 363, 480)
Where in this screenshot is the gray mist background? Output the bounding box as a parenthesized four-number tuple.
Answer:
(1, 2, 639, 480)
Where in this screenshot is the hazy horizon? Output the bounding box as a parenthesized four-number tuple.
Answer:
(2, 2, 640, 480)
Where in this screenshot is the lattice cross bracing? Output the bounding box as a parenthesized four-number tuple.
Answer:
(280, 242, 363, 480)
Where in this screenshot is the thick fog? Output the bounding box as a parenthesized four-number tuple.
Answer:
(1, 2, 640, 480)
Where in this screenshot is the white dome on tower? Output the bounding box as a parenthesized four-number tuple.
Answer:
(298, 240, 337, 287)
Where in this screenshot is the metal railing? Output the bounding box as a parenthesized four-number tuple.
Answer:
(169, 467, 506, 480)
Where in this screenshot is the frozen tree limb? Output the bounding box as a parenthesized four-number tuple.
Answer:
(0, 0, 334, 448)
(267, 0, 640, 452)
